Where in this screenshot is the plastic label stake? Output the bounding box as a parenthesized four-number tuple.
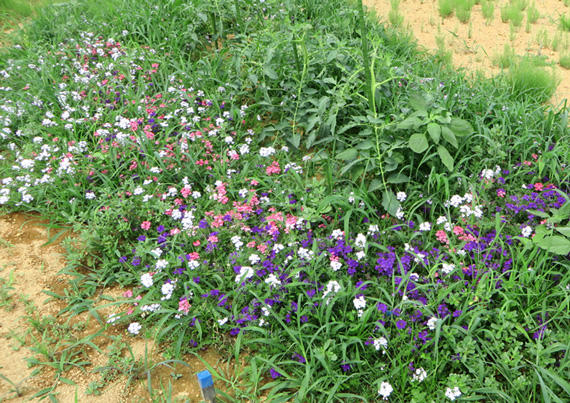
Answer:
(197, 370, 216, 403)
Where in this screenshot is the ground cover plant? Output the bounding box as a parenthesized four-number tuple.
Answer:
(0, 0, 569, 401)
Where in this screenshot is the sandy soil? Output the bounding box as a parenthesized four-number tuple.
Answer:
(364, 0, 569, 107)
(0, 213, 230, 402)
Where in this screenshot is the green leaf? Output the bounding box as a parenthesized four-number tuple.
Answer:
(408, 132, 429, 153)
(336, 148, 358, 161)
(397, 116, 423, 130)
(437, 145, 454, 171)
(289, 133, 300, 148)
(356, 140, 374, 150)
(368, 179, 384, 192)
(441, 126, 458, 148)
(427, 123, 441, 144)
(535, 236, 570, 255)
(409, 93, 430, 112)
(263, 65, 278, 80)
(387, 173, 410, 184)
(527, 209, 550, 218)
(555, 226, 570, 237)
(382, 191, 400, 217)
(449, 117, 473, 136)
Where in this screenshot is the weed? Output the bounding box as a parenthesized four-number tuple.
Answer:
(561, 14, 570, 32)
(481, 0, 494, 23)
(388, 0, 404, 27)
(455, 0, 473, 23)
(501, 3, 524, 26)
(438, 0, 454, 18)
(508, 58, 559, 103)
(560, 54, 570, 69)
(494, 44, 517, 69)
(526, 3, 539, 24)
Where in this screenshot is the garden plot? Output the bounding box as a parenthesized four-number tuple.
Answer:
(364, 0, 569, 106)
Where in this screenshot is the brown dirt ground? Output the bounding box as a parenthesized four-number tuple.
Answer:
(0, 213, 232, 402)
(364, 0, 570, 107)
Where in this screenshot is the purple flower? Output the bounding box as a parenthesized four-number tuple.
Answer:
(269, 368, 282, 379)
(396, 320, 407, 329)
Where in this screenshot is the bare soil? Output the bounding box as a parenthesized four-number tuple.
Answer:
(0, 213, 230, 402)
(364, 0, 569, 107)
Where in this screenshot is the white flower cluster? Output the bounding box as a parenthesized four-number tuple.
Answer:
(378, 382, 393, 400)
(353, 295, 366, 317)
(373, 337, 388, 353)
(235, 266, 254, 283)
(412, 367, 427, 382)
(322, 280, 341, 305)
(445, 386, 462, 401)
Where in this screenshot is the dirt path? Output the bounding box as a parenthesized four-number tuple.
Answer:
(0, 213, 228, 402)
(364, 0, 569, 107)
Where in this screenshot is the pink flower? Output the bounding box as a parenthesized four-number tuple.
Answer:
(534, 182, 543, 191)
(189, 252, 200, 260)
(497, 189, 506, 198)
(452, 226, 464, 236)
(266, 161, 281, 175)
(141, 221, 151, 230)
(436, 230, 449, 244)
(208, 235, 219, 243)
(178, 298, 191, 315)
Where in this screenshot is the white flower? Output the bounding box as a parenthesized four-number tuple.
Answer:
(85, 191, 96, 200)
(141, 273, 154, 287)
(155, 259, 168, 270)
(445, 386, 462, 401)
(392, 206, 403, 220)
(235, 266, 255, 283)
(412, 367, 427, 382)
(353, 295, 366, 310)
(106, 313, 119, 324)
(249, 254, 261, 265)
(521, 225, 533, 238)
(427, 317, 438, 330)
(354, 233, 367, 249)
(419, 222, 431, 232)
(441, 262, 455, 275)
(448, 195, 463, 208)
(481, 169, 495, 180)
(322, 280, 341, 304)
(396, 191, 407, 202)
(378, 382, 393, 399)
(128, 322, 142, 335)
(217, 317, 228, 326)
(259, 147, 276, 157)
(331, 229, 344, 239)
(330, 260, 342, 272)
(355, 250, 366, 261)
(373, 337, 388, 352)
(161, 282, 175, 300)
(265, 273, 281, 288)
(436, 216, 448, 225)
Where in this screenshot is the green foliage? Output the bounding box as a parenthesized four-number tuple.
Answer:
(526, 3, 539, 24)
(560, 53, 570, 69)
(438, 0, 454, 18)
(455, 0, 473, 23)
(560, 13, 570, 32)
(501, 3, 524, 27)
(494, 44, 516, 69)
(389, 0, 404, 27)
(524, 192, 570, 255)
(508, 58, 559, 103)
(481, 0, 495, 22)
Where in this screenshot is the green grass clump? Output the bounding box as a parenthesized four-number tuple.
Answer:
(494, 44, 516, 68)
(560, 53, 570, 69)
(508, 58, 559, 102)
(526, 3, 539, 24)
(455, 0, 473, 23)
(438, 0, 454, 17)
(501, 3, 524, 26)
(481, 0, 495, 23)
(560, 14, 570, 32)
(388, 0, 404, 27)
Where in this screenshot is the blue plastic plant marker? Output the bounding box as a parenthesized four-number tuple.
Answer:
(197, 370, 216, 402)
